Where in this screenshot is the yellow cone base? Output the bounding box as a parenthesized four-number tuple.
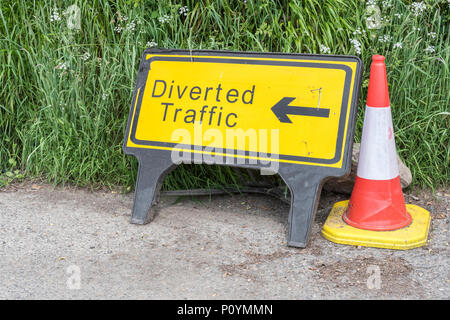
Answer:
(321, 200, 431, 250)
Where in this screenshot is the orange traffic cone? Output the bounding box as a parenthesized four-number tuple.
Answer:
(321, 55, 431, 250)
(343, 55, 412, 231)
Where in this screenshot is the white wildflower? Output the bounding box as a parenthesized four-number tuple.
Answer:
(378, 34, 392, 43)
(102, 93, 109, 100)
(319, 44, 331, 54)
(50, 8, 61, 22)
(425, 46, 435, 54)
(158, 15, 171, 24)
(393, 42, 402, 49)
(366, 16, 377, 27)
(382, 0, 392, 7)
(394, 13, 402, 18)
(179, 6, 189, 16)
(114, 25, 123, 33)
(349, 38, 362, 54)
(81, 52, 91, 61)
(413, 26, 421, 32)
(410, 2, 426, 17)
(126, 21, 136, 32)
(352, 27, 364, 35)
(366, 0, 377, 6)
(428, 32, 436, 39)
(55, 62, 68, 70)
(146, 41, 157, 48)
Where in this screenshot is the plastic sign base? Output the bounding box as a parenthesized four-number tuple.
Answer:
(321, 200, 431, 250)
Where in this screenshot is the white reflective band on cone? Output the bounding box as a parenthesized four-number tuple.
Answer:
(356, 106, 399, 180)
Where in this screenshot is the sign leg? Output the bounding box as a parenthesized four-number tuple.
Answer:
(279, 169, 324, 248)
(287, 181, 322, 247)
(130, 154, 175, 225)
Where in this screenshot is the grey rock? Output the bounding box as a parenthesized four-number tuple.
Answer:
(323, 142, 412, 194)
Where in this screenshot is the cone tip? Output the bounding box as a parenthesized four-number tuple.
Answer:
(372, 55, 385, 63)
(367, 54, 390, 107)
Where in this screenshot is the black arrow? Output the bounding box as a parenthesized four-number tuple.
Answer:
(271, 97, 330, 123)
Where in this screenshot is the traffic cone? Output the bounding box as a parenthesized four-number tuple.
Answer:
(343, 55, 412, 231)
(321, 55, 431, 250)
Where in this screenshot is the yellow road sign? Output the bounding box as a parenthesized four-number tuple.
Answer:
(125, 50, 361, 168)
(123, 49, 363, 248)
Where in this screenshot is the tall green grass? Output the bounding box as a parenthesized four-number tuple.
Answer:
(0, 0, 448, 189)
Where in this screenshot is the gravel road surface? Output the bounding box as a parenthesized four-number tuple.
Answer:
(0, 183, 448, 299)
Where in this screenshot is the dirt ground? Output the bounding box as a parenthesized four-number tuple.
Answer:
(0, 181, 448, 299)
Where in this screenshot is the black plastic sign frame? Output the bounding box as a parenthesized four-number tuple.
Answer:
(123, 49, 362, 248)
